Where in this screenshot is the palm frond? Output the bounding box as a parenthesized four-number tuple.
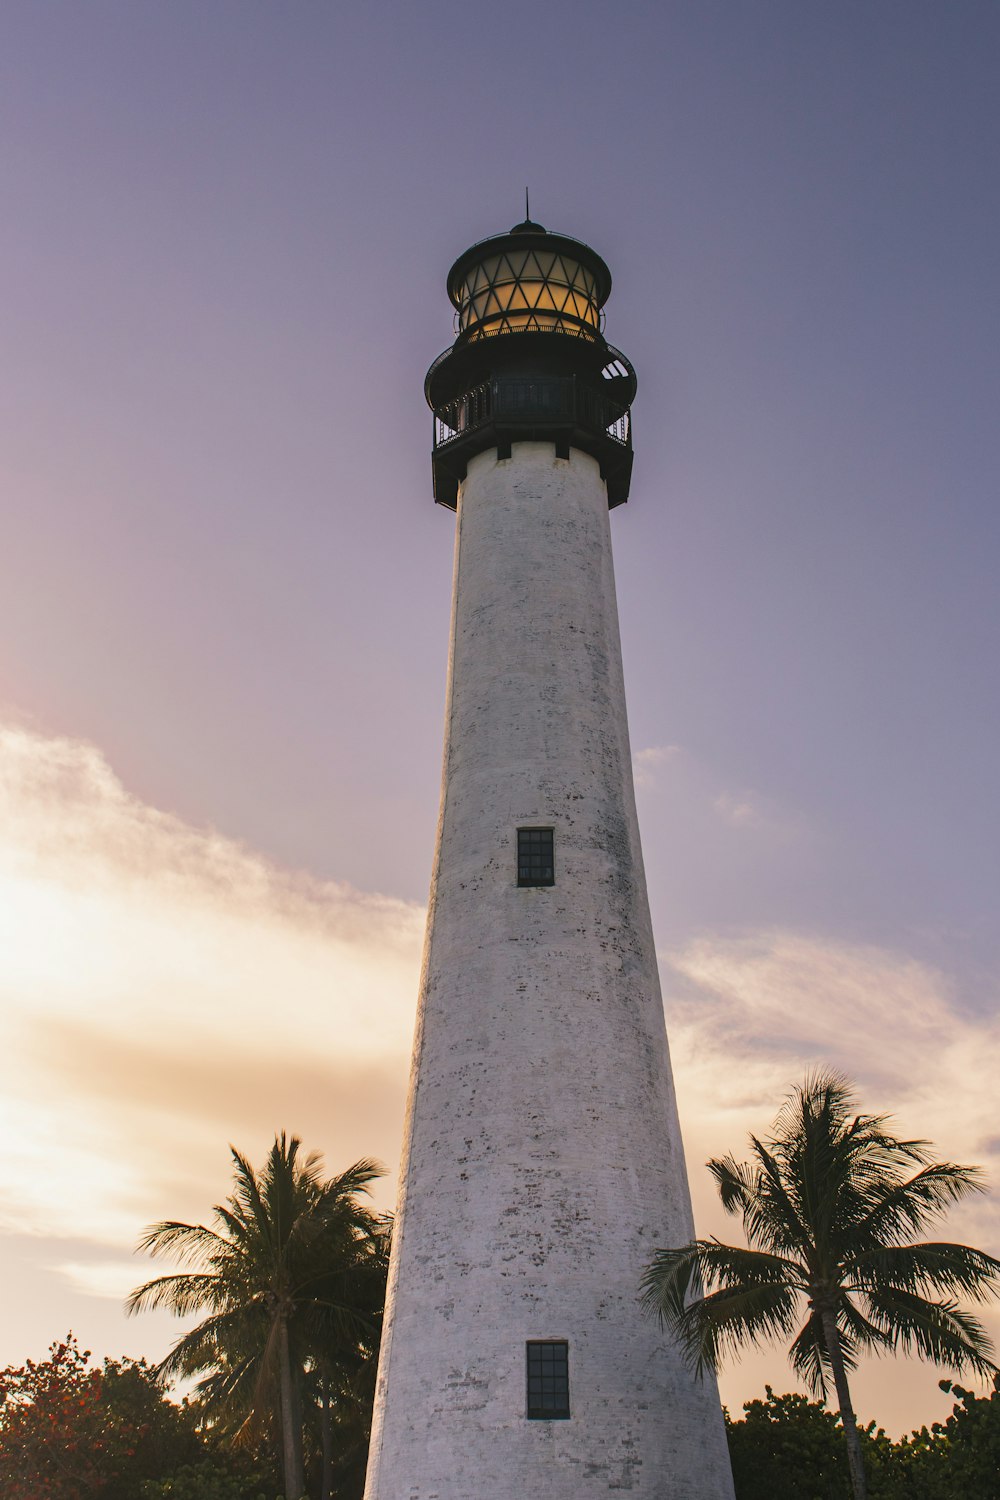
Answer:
(155, 1305, 269, 1381)
(788, 1308, 828, 1396)
(853, 1164, 987, 1248)
(850, 1241, 1000, 1302)
(191, 1348, 266, 1426)
(229, 1144, 275, 1247)
(862, 1285, 998, 1378)
(641, 1238, 803, 1375)
(835, 1291, 890, 1360)
(214, 1200, 255, 1248)
(707, 1154, 755, 1215)
(672, 1279, 801, 1376)
(126, 1271, 222, 1317)
(641, 1239, 801, 1317)
(134, 1220, 230, 1262)
(745, 1136, 811, 1256)
(322, 1158, 385, 1200)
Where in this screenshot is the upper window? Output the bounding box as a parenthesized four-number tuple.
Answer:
(526, 1340, 570, 1420)
(517, 827, 554, 887)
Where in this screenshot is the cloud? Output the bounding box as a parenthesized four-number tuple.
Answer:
(632, 743, 682, 787)
(52, 1260, 147, 1302)
(633, 743, 801, 839)
(661, 929, 1000, 1431)
(664, 930, 1000, 1167)
(712, 791, 761, 827)
(0, 723, 423, 1253)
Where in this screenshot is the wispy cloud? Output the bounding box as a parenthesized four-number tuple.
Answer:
(52, 1259, 148, 1302)
(661, 928, 1000, 1431)
(712, 791, 761, 827)
(632, 743, 682, 788)
(0, 723, 422, 1251)
(665, 930, 999, 1158)
(633, 743, 800, 840)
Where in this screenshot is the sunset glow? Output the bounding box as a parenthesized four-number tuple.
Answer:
(2, 0, 998, 1448)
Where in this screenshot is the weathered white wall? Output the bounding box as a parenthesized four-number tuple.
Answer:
(365, 442, 734, 1499)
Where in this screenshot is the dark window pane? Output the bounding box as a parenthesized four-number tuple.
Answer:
(526, 1340, 569, 1419)
(517, 828, 555, 887)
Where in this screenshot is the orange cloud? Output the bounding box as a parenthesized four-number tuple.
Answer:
(0, 723, 422, 1250)
(662, 929, 1000, 1434)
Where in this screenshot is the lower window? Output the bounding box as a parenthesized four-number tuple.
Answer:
(526, 1339, 570, 1419)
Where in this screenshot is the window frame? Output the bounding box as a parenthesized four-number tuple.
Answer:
(525, 1339, 570, 1420)
(516, 826, 555, 888)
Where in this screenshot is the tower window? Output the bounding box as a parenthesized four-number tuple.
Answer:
(517, 827, 554, 887)
(526, 1340, 570, 1419)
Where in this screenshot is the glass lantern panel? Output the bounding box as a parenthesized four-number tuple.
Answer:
(534, 285, 560, 313)
(563, 291, 594, 322)
(491, 255, 517, 286)
(553, 255, 580, 287)
(502, 249, 529, 281)
(457, 244, 601, 336)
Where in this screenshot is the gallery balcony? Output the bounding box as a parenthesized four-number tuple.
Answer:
(429, 372, 633, 510)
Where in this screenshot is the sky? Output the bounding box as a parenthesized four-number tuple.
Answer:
(1, 0, 998, 1439)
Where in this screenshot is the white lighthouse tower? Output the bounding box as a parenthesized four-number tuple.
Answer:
(364, 219, 735, 1499)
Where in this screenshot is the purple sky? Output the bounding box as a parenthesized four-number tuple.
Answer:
(1, 0, 998, 1435)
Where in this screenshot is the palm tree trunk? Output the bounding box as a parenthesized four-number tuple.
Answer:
(819, 1308, 867, 1500)
(320, 1384, 333, 1500)
(278, 1315, 306, 1500)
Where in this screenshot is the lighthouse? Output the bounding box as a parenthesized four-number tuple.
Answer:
(364, 219, 735, 1499)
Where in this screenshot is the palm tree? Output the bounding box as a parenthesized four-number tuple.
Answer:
(640, 1072, 1000, 1500)
(127, 1133, 386, 1500)
(305, 1219, 389, 1500)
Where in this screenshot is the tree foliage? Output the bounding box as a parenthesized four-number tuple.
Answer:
(0, 1335, 271, 1500)
(642, 1072, 1000, 1499)
(890, 1378, 1000, 1499)
(128, 1132, 388, 1500)
(725, 1378, 1000, 1500)
(726, 1387, 851, 1500)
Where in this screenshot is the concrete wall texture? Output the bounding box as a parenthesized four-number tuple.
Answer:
(365, 441, 735, 1498)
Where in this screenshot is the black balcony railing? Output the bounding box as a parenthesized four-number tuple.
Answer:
(433, 375, 630, 453)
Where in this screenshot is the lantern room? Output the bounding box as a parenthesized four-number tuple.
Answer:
(448, 220, 610, 343)
(426, 218, 637, 512)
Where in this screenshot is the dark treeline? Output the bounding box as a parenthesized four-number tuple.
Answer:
(3, 1340, 999, 1499)
(726, 1381, 1000, 1499)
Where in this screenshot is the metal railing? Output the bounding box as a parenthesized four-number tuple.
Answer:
(433, 376, 630, 452)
